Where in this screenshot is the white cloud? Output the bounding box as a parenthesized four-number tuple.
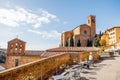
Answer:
(27, 29, 61, 39)
(0, 7, 58, 28)
(40, 9, 57, 19)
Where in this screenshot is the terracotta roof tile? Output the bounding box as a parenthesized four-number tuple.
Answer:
(46, 47, 99, 52)
(25, 50, 63, 57)
(40, 52, 64, 57)
(23, 47, 99, 57)
(25, 50, 44, 56)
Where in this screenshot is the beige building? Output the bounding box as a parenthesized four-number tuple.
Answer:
(101, 31, 109, 46)
(102, 27, 120, 46)
(115, 41, 120, 49)
(61, 15, 96, 47)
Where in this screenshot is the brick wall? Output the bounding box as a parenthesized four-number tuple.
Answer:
(70, 52, 100, 63)
(5, 56, 42, 69)
(0, 53, 70, 80)
(80, 52, 100, 61)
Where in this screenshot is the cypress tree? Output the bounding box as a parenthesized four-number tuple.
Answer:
(70, 35, 74, 47)
(89, 40, 93, 46)
(65, 41, 68, 47)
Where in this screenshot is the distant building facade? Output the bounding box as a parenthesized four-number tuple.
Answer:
(61, 15, 96, 47)
(101, 27, 120, 46)
(115, 41, 120, 50)
(101, 31, 109, 46)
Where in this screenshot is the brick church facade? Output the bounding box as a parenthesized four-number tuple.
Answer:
(61, 15, 96, 47)
(5, 38, 42, 69)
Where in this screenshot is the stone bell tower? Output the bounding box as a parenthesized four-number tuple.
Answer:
(5, 38, 26, 69)
(7, 38, 26, 56)
(87, 15, 96, 40)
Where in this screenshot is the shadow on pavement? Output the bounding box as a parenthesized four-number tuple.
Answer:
(100, 57, 115, 61)
(80, 77, 89, 80)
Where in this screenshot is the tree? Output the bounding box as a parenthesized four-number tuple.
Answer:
(99, 31, 102, 38)
(65, 41, 68, 47)
(93, 38, 100, 47)
(89, 40, 93, 46)
(70, 35, 74, 47)
(77, 39, 81, 47)
(93, 34, 101, 47)
(99, 39, 106, 46)
(94, 34, 97, 38)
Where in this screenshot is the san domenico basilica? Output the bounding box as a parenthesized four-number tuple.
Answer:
(61, 15, 96, 47)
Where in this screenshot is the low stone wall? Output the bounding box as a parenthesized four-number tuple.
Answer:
(80, 52, 100, 62)
(5, 56, 42, 69)
(0, 53, 70, 80)
(69, 52, 100, 63)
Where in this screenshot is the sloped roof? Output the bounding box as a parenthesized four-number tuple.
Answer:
(8, 38, 26, 43)
(106, 26, 120, 31)
(46, 47, 99, 52)
(40, 52, 64, 57)
(25, 50, 44, 56)
(62, 24, 90, 34)
(73, 24, 90, 30)
(25, 50, 63, 57)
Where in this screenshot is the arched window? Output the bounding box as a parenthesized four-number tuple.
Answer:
(16, 43, 18, 46)
(15, 43, 18, 51)
(20, 45, 22, 48)
(11, 44, 13, 48)
(15, 59, 19, 66)
(92, 19, 95, 23)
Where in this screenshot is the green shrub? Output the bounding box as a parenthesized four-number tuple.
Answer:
(109, 52, 114, 57)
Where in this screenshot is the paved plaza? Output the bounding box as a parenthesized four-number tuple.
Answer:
(81, 56, 120, 80)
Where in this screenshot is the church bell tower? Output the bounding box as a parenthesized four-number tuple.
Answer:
(87, 15, 96, 40)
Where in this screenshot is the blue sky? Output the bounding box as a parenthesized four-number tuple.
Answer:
(0, 0, 120, 50)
